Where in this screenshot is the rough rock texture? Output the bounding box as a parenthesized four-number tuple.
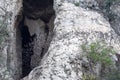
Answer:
(24, 18, 46, 69)
(110, 2, 120, 35)
(110, 2, 120, 70)
(24, 17, 54, 69)
(23, 0, 55, 70)
(79, 0, 99, 9)
(0, 0, 22, 80)
(0, 0, 120, 80)
(111, 3, 120, 17)
(24, 1, 120, 80)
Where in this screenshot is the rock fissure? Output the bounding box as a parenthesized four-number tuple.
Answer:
(20, 22, 36, 78)
(15, 0, 55, 79)
(1, 0, 120, 80)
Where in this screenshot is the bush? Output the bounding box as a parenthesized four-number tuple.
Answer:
(81, 41, 116, 80)
(83, 74, 96, 80)
(81, 41, 115, 66)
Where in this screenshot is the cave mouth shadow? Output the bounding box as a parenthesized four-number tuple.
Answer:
(23, 0, 54, 23)
(18, 16, 36, 78)
(20, 22, 35, 78)
(17, 0, 55, 78)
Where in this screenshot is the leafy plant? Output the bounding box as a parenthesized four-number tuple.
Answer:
(83, 74, 96, 80)
(81, 41, 116, 79)
(81, 41, 115, 66)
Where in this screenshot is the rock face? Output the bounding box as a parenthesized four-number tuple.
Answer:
(23, 0, 55, 71)
(0, 0, 120, 80)
(110, 2, 120, 35)
(24, 16, 54, 69)
(0, 0, 23, 80)
(25, 0, 120, 80)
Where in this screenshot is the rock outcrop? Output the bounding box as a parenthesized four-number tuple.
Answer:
(0, 0, 120, 80)
(110, 2, 120, 35)
(24, 0, 120, 80)
(0, 0, 23, 80)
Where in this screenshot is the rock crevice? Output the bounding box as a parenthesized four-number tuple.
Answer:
(16, 0, 55, 78)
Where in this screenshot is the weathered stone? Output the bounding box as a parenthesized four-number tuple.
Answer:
(0, 0, 120, 80)
(0, 0, 22, 80)
(110, 2, 120, 35)
(25, 1, 120, 80)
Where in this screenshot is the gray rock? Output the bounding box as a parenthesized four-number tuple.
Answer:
(0, 0, 23, 80)
(26, 1, 120, 80)
(0, 0, 120, 80)
(110, 2, 120, 35)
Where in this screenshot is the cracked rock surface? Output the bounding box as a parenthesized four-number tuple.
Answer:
(24, 1, 120, 80)
(0, 0, 120, 80)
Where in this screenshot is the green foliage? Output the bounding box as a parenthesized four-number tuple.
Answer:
(74, 2, 80, 6)
(81, 41, 116, 80)
(88, 70, 120, 80)
(83, 74, 96, 80)
(81, 41, 115, 66)
(100, 0, 119, 21)
(105, 69, 120, 80)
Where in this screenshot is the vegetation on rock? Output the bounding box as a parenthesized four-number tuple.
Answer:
(81, 41, 116, 80)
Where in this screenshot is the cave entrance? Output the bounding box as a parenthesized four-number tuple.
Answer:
(16, 0, 55, 79)
(20, 21, 35, 78)
(17, 16, 36, 78)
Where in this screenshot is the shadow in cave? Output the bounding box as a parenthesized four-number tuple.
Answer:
(19, 18, 36, 78)
(18, 0, 55, 78)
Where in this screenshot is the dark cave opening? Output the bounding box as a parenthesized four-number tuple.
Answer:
(23, 0, 55, 23)
(21, 26, 35, 78)
(16, 0, 55, 78)
(19, 17, 36, 78)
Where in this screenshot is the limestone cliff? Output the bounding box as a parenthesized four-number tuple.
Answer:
(0, 0, 120, 80)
